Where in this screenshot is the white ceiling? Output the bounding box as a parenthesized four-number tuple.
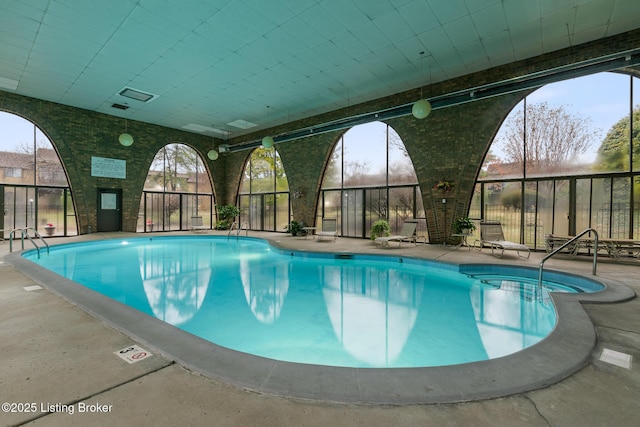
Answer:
(1, 0, 639, 138)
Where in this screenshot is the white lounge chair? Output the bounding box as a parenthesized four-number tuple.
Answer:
(374, 220, 418, 247)
(316, 218, 338, 241)
(190, 216, 207, 233)
(476, 220, 530, 258)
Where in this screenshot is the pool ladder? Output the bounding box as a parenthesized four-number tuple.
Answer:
(538, 228, 598, 300)
(9, 227, 50, 258)
(227, 222, 248, 240)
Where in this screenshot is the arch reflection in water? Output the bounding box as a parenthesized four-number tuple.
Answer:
(137, 240, 211, 325)
(24, 237, 560, 368)
(240, 251, 289, 324)
(321, 263, 422, 366)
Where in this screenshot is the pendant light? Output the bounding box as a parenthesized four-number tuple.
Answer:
(261, 106, 274, 148)
(118, 118, 134, 146)
(412, 51, 432, 119)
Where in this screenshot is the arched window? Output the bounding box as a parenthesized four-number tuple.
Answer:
(139, 143, 214, 232)
(0, 111, 76, 237)
(473, 72, 640, 248)
(318, 121, 425, 239)
(238, 147, 289, 231)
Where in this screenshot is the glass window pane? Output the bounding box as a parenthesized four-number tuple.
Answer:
(484, 181, 521, 242)
(575, 178, 592, 234)
(274, 150, 289, 192)
(275, 193, 289, 231)
(237, 147, 290, 231)
(482, 100, 524, 180)
(240, 160, 251, 193)
(323, 138, 342, 189)
(38, 187, 64, 236)
(533, 73, 628, 176)
(319, 121, 419, 239)
(250, 148, 276, 193)
(388, 187, 414, 233)
(552, 180, 570, 236)
(633, 77, 640, 172)
(343, 122, 386, 187)
(146, 144, 210, 193)
(263, 194, 275, 231)
(341, 189, 363, 237)
(36, 136, 67, 186)
(591, 178, 612, 237)
(635, 176, 640, 239)
(238, 195, 250, 228)
(523, 182, 540, 248)
(249, 195, 263, 229)
(611, 177, 630, 238)
(388, 128, 417, 184)
(319, 190, 341, 224)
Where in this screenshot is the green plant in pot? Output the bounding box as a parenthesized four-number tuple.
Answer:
(370, 219, 391, 241)
(215, 204, 240, 230)
(453, 217, 476, 235)
(284, 220, 304, 236)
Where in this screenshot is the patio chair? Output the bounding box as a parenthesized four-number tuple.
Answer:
(316, 218, 338, 241)
(374, 220, 418, 247)
(476, 220, 530, 258)
(190, 216, 207, 233)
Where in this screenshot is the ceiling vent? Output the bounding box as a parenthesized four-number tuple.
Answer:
(118, 86, 157, 103)
(111, 103, 129, 110)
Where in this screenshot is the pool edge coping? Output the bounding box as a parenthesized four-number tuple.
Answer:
(5, 236, 636, 405)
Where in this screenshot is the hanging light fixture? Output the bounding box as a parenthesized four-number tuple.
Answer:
(207, 149, 219, 160)
(207, 137, 220, 160)
(261, 135, 274, 148)
(118, 118, 134, 146)
(412, 51, 432, 120)
(261, 106, 274, 148)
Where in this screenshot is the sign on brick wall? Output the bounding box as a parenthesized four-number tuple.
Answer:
(91, 156, 126, 179)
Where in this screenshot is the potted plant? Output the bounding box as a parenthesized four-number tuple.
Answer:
(44, 223, 55, 236)
(370, 219, 391, 241)
(284, 220, 304, 236)
(453, 217, 476, 235)
(434, 179, 452, 192)
(215, 204, 240, 230)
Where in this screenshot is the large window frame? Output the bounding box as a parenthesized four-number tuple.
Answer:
(318, 121, 426, 240)
(237, 147, 290, 232)
(474, 73, 640, 248)
(138, 143, 215, 232)
(1, 112, 77, 238)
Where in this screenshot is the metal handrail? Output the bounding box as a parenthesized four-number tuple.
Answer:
(237, 223, 248, 237)
(227, 222, 238, 239)
(227, 222, 249, 240)
(538, 228, 598, 298)
(9, 227, 50, 258)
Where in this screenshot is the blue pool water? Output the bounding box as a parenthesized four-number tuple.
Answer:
(23, 236, 602, 368)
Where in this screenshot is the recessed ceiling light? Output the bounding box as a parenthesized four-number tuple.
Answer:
(0, 76, 19, 90)
(117, 86, 157, 103)
(182, 123, 231, 137)
(227, 119, 257, 129)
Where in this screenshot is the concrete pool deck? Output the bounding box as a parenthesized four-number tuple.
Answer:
(1, 231, 639, 426)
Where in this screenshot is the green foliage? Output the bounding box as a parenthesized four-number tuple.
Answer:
(241, 147, 289, 193)
(215, 204, 240, 230)
(453, 217, 476, 234)
(496, 101, 599, 174)
(370, 219, 391, 240)
(284, 220, 304, 236)
(595, 106, 640, 172)
(500, 189, 521, 210)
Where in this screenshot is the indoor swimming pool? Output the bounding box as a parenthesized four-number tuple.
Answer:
(21, 236, 603, 368)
